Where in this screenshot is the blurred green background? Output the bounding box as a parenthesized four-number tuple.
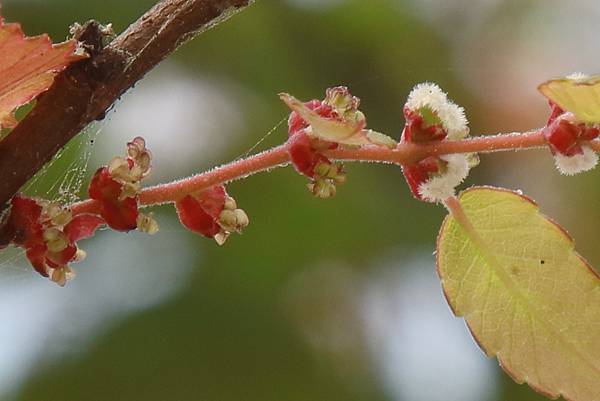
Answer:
(1, 1, 600, 400)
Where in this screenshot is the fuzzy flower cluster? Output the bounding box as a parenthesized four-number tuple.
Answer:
(400, 83, 475, 202)
(281, 86, 395, 198)
(175, 185, 249, 245)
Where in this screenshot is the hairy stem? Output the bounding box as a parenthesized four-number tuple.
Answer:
(70, 129, 600, 215)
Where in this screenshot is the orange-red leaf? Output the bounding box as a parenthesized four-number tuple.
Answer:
(0, 15, 87, 128)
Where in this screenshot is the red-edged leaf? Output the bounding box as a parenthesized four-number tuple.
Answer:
(0, 14, 87, 128)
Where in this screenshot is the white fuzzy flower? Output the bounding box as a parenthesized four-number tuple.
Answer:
(553, 145, 598, 175)
(405, 82, 468, 140)
(418, 154, 470, 203)
(406, 82, 448, 113)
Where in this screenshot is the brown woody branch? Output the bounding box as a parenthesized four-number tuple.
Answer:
(0, 0, 253, 209)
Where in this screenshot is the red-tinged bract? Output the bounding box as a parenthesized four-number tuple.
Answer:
(543, 102, 600, 157)
(175, 185, 249, 245)
(89, 166, 139, 231)
(402, 105, 447, 143)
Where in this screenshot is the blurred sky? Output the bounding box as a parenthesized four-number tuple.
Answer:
(1, 1, 600, 401)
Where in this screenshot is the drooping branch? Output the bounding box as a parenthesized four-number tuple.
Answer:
(0, 0, 254, 208)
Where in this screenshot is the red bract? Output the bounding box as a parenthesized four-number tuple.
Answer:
(287, 131, 329, 178)
(175, 185, 249, 245)
(64, 214, 107, 243)
(89, 166, 139, 231)
(543, 104, 600, 157)
(401, 156, 445, 200)
(402, 105, 447, 143)
(176, 185, 225, 238)
(176, 194, 222, 238)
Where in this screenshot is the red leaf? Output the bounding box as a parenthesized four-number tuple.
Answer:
(0, 15, 87, 128)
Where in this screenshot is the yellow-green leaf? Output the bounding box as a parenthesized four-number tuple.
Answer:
(538, 75, 600, 123)
(279, 92, 370, 146)
(0, 14, 87, 128)
(437, 187, 600, 401)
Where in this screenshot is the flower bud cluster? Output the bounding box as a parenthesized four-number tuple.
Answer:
(88, 137, 158, 232)
(400, 83, 474, 202)
(281, 86, 395, 198)
(1, 194, 104, 286)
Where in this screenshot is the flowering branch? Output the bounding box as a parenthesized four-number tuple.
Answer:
(5, 77, 600, 286)
(70, 129, 599, 215)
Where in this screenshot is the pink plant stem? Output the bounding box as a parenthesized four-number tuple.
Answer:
(70, 129, 600, 216)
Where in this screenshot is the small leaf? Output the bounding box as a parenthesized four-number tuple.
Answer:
(437, 187, 600, 401)
(279, 93, 370, 145)
(0, 14, 87, 128)
(538, 75, 600, 123)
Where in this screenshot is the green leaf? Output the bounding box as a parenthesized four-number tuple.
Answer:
(437, 187, 600, 401)
(538, 75, 600, 123)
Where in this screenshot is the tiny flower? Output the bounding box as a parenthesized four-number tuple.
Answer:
(400, 82, 473, 202)
(175, 185, 249, 245)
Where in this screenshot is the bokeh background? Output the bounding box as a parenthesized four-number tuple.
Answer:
(1, 1, 600, 400)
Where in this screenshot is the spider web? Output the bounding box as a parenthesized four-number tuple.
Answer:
(0, 122, 103, 278)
